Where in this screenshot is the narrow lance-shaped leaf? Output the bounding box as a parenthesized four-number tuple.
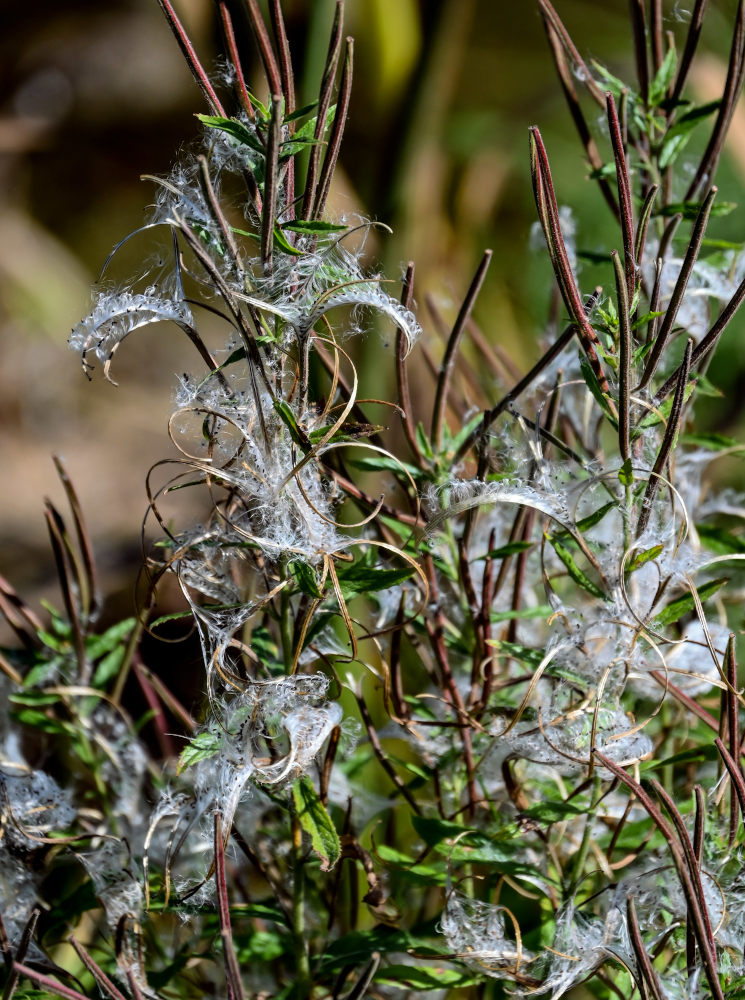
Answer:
(292, 775, 341, 871)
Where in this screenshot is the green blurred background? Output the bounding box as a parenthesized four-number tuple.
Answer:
(1, 0, 744, 609)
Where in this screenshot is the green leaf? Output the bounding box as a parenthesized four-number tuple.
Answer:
(591, 60, 631, 100)
(375, 845, 447, 885)
(412, 814, 474, 847)
(230, 226, 259, 241)
(38, 628, 67, 653)
(579, 355, 617, 426)
(648, 46, 677, 107)
(308, 421, 386, 446)
(523, 799, 586, 823)
(696, 524, 745, 555)
(22, 655, 65, 688)
(292, 104, 336, 143)
(282, 220, 347, 235)
(250, 625, 283, 671)
(642, 743, 720, 771)
(280, 136, 325, 158)
(197, 347, 248, 390)
(283, 100, 318, 124)
(487, 640, 545, 668)
(10, 691, 63, 707)
(415, 422, 435, 460)
(272, 224, 303, 257)
(92, 645, 126, 687)
(85, 617, 136, 660)
(320, 927, 447, 973)
(549, 535, 608, 601)
(375, 965, 480, 990)
(659, 100, 720, 168)
(335, 560, 415, 599)
(627, 544, 663, 572)
(449, 412, 486, 455)
(246, 92, 269, 118)
(619, 457, 634, 486)
(586, 164, 617, 183)
(235, 930, 287, 963)
(292, 776, 341, 871)
(345, 454, 421, 478)
(479, 540, 533, 560)
(653, 577, 729, 627)
(195, 114, 264, 154)
(442, 838, 554, 878)
(149, 610, 195, 629)
(681, 432, 738, 451)
(632, 378, 697, 436)
(551, 501, 618, 547)
(289, 559, 324, 599)
(632, 311, 664, 333)
(657, 200, 737, 220)
(273, 399, 309, 448)
(693, 372, 724, 398)
(178, 730, 222, 773)
(12, 708, 72, 736)
(490, 605, 552, 624)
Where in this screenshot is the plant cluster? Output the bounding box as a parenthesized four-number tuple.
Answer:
(3, 1, 745, 998)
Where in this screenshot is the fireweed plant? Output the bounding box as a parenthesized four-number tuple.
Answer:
(5, 0, 745, 998)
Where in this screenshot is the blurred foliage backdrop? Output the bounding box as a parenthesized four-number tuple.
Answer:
(1, 0, 744, 610)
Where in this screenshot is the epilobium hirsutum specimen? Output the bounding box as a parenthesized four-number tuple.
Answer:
(3, 1, 745, 998)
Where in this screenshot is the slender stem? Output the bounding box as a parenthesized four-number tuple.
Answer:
(606, 93, 636, 301)
(431, 250, 492, 449)
(261, 95, 283, 273)
(244, 0, 283, 96)
(454, 289, 601, 463)
(291, 806, 312, 1000)
(685, 0, 745, 201)
(302, 2, 344, 220)
(629, 0, 649, 102)
(671, 0, 709, 106)
(612, 250, 631, 464)
(638, 187, 716, 391)
(313, 38, 354, 220)
(156, 0, 225, 115)
(396, 262, 424, 464)
(637, 339, 692, 537)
